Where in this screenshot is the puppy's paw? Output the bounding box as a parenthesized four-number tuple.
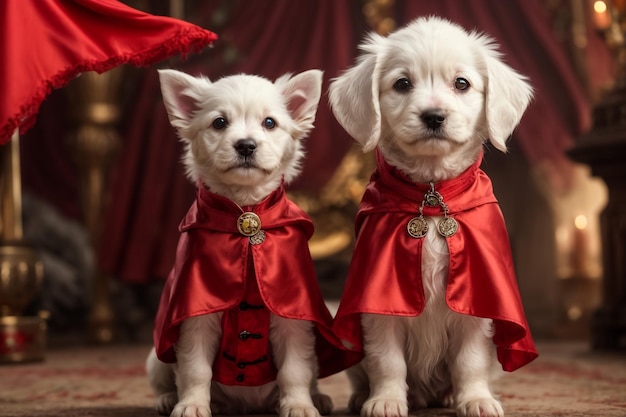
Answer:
(361, 398, 408, 417)
(279, 404, 321, 417)
(312, 393, 333, 415)
(170, 403, 211, 417)
(348, 391, 369, 414)
(155, 392, 177, 416)
(456, 397, 503, 417)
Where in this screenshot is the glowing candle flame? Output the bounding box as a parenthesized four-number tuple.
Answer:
(593, 1, 612, 29)
(594, 0, 608, 14)
(574, 214, 588, 230)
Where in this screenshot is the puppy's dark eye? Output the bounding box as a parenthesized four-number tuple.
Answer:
(263, 117, 276, 129)
(212, 117, 227, 129)
(454, 78, 470, 91)
(393, 78, 412, 93)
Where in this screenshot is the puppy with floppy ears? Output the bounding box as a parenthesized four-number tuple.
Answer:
(146, 69, 356, 417)
(329, 17, 538, 417)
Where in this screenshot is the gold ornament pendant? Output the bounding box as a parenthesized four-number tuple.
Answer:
(237, 212, 262, 237)
(437, 217, 459, 237)
(407, 216, 429, 238)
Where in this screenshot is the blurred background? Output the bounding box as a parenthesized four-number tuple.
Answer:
(4, 0, 626, 354)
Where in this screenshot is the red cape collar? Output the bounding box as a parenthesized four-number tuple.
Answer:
(373, 150, 483, 209)
(357, 151, 498, 225)
(181, 184, 313, 237)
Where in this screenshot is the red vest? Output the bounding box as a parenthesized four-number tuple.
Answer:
(154, 185, 360, 386)
(333, 152, 538, 372)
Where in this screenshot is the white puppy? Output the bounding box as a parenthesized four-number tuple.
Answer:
(330, 17, 537, 417)
(146, 69, 341, 417)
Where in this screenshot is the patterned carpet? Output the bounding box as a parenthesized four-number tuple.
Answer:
(1, 342, 625, 417)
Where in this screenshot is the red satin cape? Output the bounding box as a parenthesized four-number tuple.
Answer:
(1, 0, 217, 143)
(333, 152, 538, 372)
(154, 185, 360, 384)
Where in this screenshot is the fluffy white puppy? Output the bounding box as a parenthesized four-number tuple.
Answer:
(329, 16, 536, 417)
(164, 70, 319, 204)
(146, 69, 336, 417)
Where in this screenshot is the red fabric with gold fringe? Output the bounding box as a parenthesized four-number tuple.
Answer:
(0, 0, 217, 144)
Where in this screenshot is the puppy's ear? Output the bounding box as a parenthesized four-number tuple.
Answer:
(158, 69, 211, 133)
(329, 34, 385, 152)
(276, 70, 323, 137)
(483, 52, 533, 152)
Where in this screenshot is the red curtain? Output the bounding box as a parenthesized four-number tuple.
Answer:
(20, 1, 607, 284)
(399, 0, 593, 163)
(97, 0, 359, 283)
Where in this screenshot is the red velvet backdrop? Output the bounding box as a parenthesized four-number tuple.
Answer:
(400, 0, 591, 163)
(91, 0, 358, 283)
(20, 0, 608, 284)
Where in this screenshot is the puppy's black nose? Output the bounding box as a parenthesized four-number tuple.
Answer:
(421, 111, 446, 130)
(234, 139, 257, 157)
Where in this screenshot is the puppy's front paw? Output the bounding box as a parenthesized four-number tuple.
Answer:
(170, 403, 211, 417)
(312, 393, 333, 415)
(456, 397, 503, 417)
(279, 404, 320, 417)
(155, 392, 177, 416)
(361, 398, 408, 417)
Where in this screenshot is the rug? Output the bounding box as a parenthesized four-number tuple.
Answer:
(0, 342, 624, 417)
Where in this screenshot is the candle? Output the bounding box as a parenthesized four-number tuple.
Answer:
(593, 0, 612, 30)
(571, 215, 589, 276)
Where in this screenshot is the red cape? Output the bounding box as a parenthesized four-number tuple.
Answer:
(333, 152, 538, 372)
(1, 0, 217, 144)
(154, 185, 360, 382)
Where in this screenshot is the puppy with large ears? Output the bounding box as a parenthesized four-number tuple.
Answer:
(146, 69, 356, 417)
(330, 17, 538, 417)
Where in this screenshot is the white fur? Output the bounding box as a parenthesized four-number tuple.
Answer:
(159, 69, 322, 205)
(329, 16, 532, 183)
(146, 69, 333, 417)
(329, 17, 533, 417)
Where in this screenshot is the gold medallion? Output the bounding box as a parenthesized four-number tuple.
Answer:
(237, 212, 262, 237)
(437, 217, 459, 237)
(407, 216, 428, 238)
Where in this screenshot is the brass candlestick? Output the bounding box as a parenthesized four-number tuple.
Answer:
(0, 130, 46, 363)
(66, 70, 123, 344)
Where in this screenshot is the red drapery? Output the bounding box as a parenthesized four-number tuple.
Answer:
(96, 0, 358, 283)
(19, 1, 608, 284)
(0, 0, 216, 144)
(399, 0, 593, 163)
